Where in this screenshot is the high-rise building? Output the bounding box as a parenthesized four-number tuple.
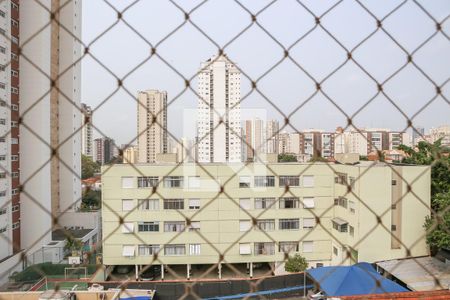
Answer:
(94, 137, 115, 165)
(122, 145, 138, 164)
(0, 0, 82, 274)
(244, 118, 266, 162)
(137, 90, 167, 163)
(266, 120, 279, 154)
(81, 103, 93, 158)
(197, 55, 241, 163)
(412, 127, 425, 146)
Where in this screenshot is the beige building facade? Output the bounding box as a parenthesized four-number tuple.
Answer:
(102, 162, 430, 279)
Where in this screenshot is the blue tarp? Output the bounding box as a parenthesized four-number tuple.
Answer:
(306, 262, 408, 296)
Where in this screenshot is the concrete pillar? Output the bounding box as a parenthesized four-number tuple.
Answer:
(187, 264, 190, 280)
(250, 262, 253, 278)
(135, 265, 138, 280)
(161, 264, 164, 280)
(218, 263, 222, 279)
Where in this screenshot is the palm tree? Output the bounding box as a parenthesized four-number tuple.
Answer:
(64, 236, 83, 257)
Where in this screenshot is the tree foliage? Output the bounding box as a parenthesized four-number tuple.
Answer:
(64, 236, 83, 255)
(81, 190, 101, 210)
(81, 155, 100, 179)
(399, 139, 450, 252)
(284, 254, 308, 272)
(278, 153, 298, 162)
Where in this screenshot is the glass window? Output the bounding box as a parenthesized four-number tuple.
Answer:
(163, 176, 183, 188)
(163, 199, 184, 210)
(302, 197, 315, 209)
(138, 222, 159, 232)
(279, 219, 299, 230)
(138, 199, 159, 210)
(188, 198, 200, 210)
(239, 176, 251, 188)
(256, 219, 275, 231)
(164, 244, 185, 256)
(279, 197, 299, 209)
(189, 221, 200, 231)
(121, 177, 134, 188)
(279, 176, 300, 187)
(254, 176, 275, 187)
(164, 221, 185, 232)
(137, 176, 159, 188)
(254, 242, 275, 255)
(239, 243, 251, 255)
(254, 197, 276, 209)
(189, 244, 201, 255)
(138, 245, 160, 256)
(302, 175, 314, 187)
(279, 242, 298, 253)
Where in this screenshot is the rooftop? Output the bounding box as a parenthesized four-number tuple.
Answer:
(52, 228, 94, 241)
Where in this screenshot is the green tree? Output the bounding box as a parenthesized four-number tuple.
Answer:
(285, 254, 308, 272)
(398, 139, 450, 253)
(278, 153, 298, 162)
(64, 236, 83, 256)
(81, 155, 100, 179)
(81, 190, 101, 210)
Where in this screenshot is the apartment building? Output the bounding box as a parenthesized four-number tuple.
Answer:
(197, 55, 241, 163)
(102, 162, 430, 280)
(137, 90, 168, 163)
(94, 137, 115, 165)
(81, 103, 93, 158)
(244, 118, 266, 161)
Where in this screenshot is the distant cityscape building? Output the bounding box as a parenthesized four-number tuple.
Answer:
(429, 125, 450, 146)
(412, 126, 425, 146)
(81, 103, 93, 158)
(94, 137, 115, 165)
(122, 145, 138, 164)
(244, 118, 266, 162)
(137, 90, 168, 163)
(266, 120, 279, 154)
(197, 55, 241, 163)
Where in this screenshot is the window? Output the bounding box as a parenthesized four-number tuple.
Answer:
(0, 191, 5, 197)
(0, 226, 6, 233)
(137, 176, 158, 188)
(239, 198, 251, 210)
(239, 220, 251, 232)
(164, 221, 185, 232)
(11, 87, 18, 94)
(0, 10, 5, 17)
(349, 177, 356, 189)
(11, 138, 18, 144)
(0, 207, 6, 215)
(279, 242, 299, 253)
(302, 175, 314, 187)
(239, 243, 251, 255)
(11, 19, 18, 27)
(349, 201, 355, 214)
(188, 176, 200, 188)
(12, 205, 19, 212)
(0, 119, 5, 125)
(333, 246, 338, 256)
(188, 221, 200, 231)
(254, 197, 275, 209)
(11, 121, 18, 127)
(302, 241, 313, 253)
(122, 222, 134, 233)
(163, 199, 184, 210)
(11, 189, 18, 195)
(164, 244, 185, 256)
(188, 198, 200, 210)
(138, 199, 159, 210)
(11, 2, 19, 10)
(11, 155, 18, 161)
(316, 263, 324, 268)
(239, 176, 251, 188)
(189, 244, 201, 255)
(122, 199, 134, 211)
(12, 222, 19, 230)
(279, 197, 299, 209)
(0, 156, 5, 161)
(332, 218, 348, 232)
(392, 180, 397, 186)
(256, 219, 275, 231)
(303, 218, 316, 229)
(335, 172, 347, 185)
(350, 225, 354, 237)
(11, 104, 18, 111)
(391, 225, 397, 231)
(334, 197, 348, 208)
(138, 245, 160, 256)
(138, 221, 159, 232)
(302, 197, 315, 209)
(11, 37, 18, 45)
(11, 53, 18, 61)
(163, 176, 183, 188)
(254, 242, 275, 255)
(122, 245, 135, 257)
(0, 172, 5, 179)
(121, 177, 134, 188)
(279, 176, 300, 187)
(279, 219, 299, 230)
(0, 65, 4, 71)
(254, 176, 275, 187)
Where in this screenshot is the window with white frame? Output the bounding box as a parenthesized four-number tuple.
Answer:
(303, 218, 316, 229)
(164, 221, 185, 232)
(239, 198, 251, 210)
(256, 219, 275, 231)
(122, 199, 134, 211)
(302, 241, 313, 253)
(122, 245, 135, 257)
(188, 176, 200, 188)
(121, 177, 134, 188)
(254, 197, 276, 209)
(302, 197, 315, 209)
(239, 220, 251, 232)
(239, 176, 251, 188)
(188, 221, 200, 231)
(279, 197, 299, 209)
(164, 244, 185, 256)
(254, 242, 275, 255)
(302, 175, 314, 187)
(254, 176, 275, 187)
(163, 199, 184, 210)
(188, 198, 200, 209)
(163, 176, 183, 188)
(189, 244, 201, 255)
(279, 218, 299, 230)
(279, 242, 298, 253)
(138, 199, 159, 210)
(279, 176, 300, 187)
(138, 221, 159, 232)
(137, 176, 159, 188)
(349, 201, 356, 214)
(122, 222, 134, 233)
(239, 243, 251, 255)
(138, 244, 160, 256)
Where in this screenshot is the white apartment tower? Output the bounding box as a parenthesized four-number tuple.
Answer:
(20, 0, 82, 257)
(197, 55, 241, 163)
(81, 103, 93, 158)
(137, 90, 168, 163)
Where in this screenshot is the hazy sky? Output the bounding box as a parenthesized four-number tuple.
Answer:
(81, 0, 450, 145)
